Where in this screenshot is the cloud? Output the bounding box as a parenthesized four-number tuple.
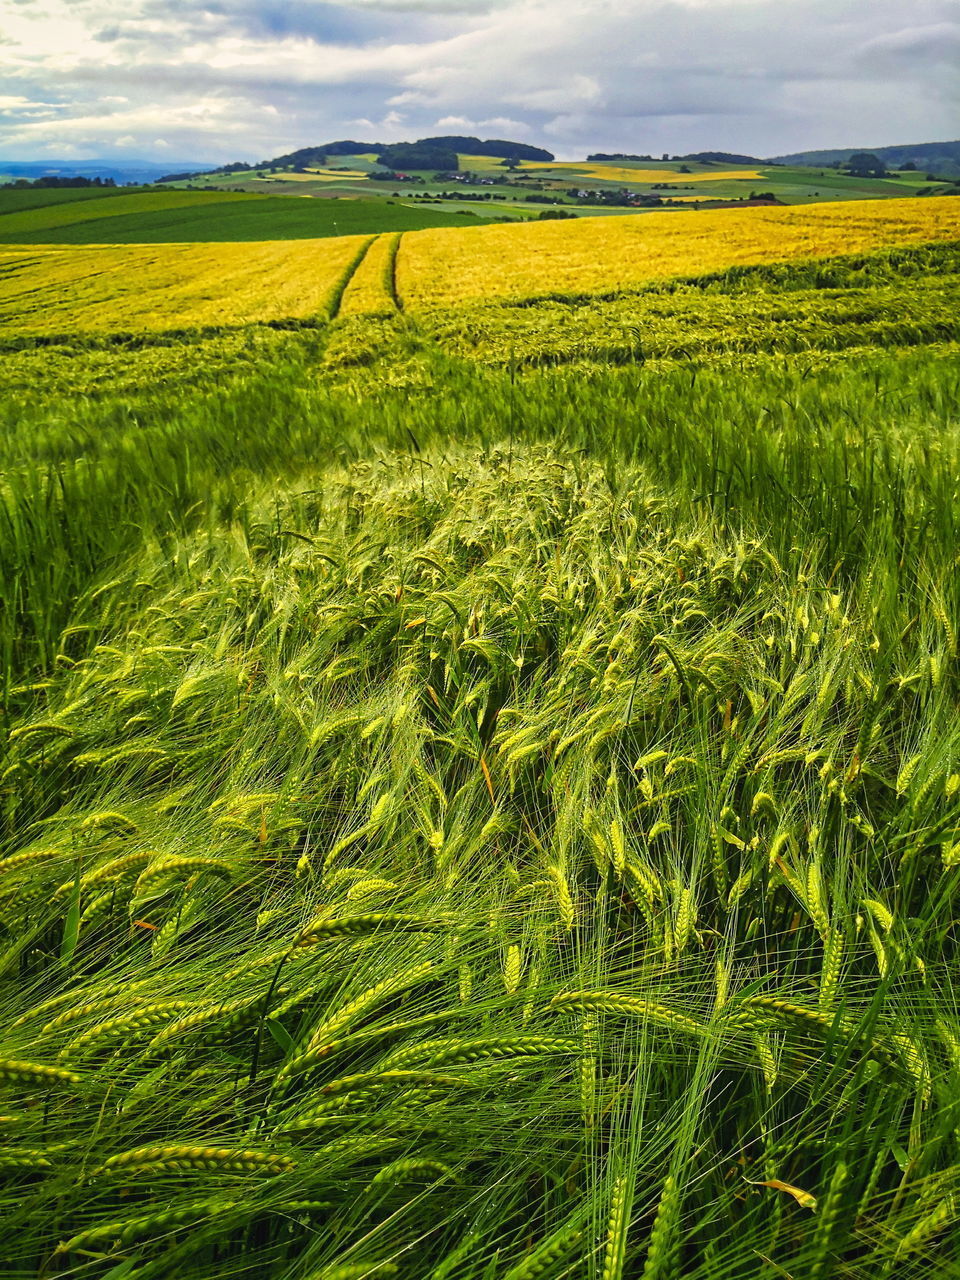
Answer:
(434, 114, 532, 136)
(0, 0, 957, 163)
(858, 22, 960, 65)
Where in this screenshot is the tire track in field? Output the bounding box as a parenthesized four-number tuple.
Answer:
(335, 232, 405, 319)
(326, 234, 377, 321)
(387, 232, 404, 312)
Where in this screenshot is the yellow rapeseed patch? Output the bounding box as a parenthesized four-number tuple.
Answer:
(525, 164, 767, 184)
(0, 237, 369, 335)
(396, 197, 960, 309)
(251, 171, 370, 183)
(458, 156, 765, 183)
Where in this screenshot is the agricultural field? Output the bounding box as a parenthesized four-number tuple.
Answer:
(161, 151, 955, 216)
(0, 193, 959, 1280)
(0, 237, 375, 334)
(6, 156, 950, 250)
(0, 186, 504, 246)
(395, 197, 960, 307)
(1, 197, 954, 339)
(463, 158, 769, 183)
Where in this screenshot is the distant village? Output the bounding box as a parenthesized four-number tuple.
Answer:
(371, 167, 780, 210)
(372, 167, 707, 209)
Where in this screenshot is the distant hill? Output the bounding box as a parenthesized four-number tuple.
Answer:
(418, 136, 554, 162)
(770, 141, 960, 178)
(679, 151, 766, 165)
(159, 142, 383, 181)
(587, 154, 656, 162)
(0, 158, 210, 185)
(587, 151, 765, 164)
(260, 141, 382, 170)
(170, 136, 555, 182)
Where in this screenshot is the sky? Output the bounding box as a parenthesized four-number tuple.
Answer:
(1, 0, 958, 163)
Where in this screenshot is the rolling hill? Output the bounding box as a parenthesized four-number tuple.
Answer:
(771, 139, 960, 178)
(173, 135, 555, 183)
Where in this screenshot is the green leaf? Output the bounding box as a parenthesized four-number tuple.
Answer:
(266, 1018, 297, 1056)
(103, 1258, 142, 1278)
(60, 868, 82, 967)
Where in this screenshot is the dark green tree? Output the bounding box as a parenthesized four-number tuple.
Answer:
(846, 152, 887, 178)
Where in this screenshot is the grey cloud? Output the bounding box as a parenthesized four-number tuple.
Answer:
(858, 22, 960, 65)
(1, 0, 957, 163)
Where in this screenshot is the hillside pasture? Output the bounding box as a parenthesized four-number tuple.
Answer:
(0, 186, 158, 216)
(0, 190, 498, 245)
(0, 189, 255, 238)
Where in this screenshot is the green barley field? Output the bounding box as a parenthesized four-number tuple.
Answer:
(1, 213, 960, 1279)
(0, 187, 505, 245)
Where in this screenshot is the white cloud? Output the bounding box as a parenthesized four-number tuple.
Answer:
(0, 96, 50, 110)
(0, 0, 956, 162)
(434, 114, 532, 136)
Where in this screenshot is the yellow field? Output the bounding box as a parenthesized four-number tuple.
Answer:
(0, 237, 369, 335)
(251, 171, 370, 183)
(397, 197, 960, 308)
(338, 232, 400, 316)
(458, 156, 765, 183)
(528, 164, 767, 184)
(0, 191, 255, 237)
(1, 198, 955, 335)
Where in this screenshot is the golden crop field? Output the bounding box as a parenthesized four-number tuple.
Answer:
(337, 231, 400, 316)
(251, 171, 371, 183)
(0, 190, 255, 237)
(1, 198, 955, 337)
(458, 156, 765, 183)
(530, 164, 767, 184)
(397, 196, 960, 307)
(0, 236, 370, 335)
